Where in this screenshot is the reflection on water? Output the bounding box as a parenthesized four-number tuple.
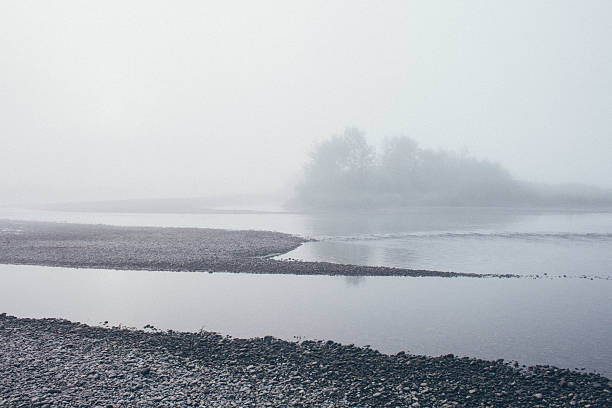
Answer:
(1, 208, 611, 379)
(278, 234, 612, 277)
(343, 276, 366, 287)
(301, 207, 529, 237)
(1, 264, 611, 377)
(4, 207, 611, 277)
(275, 209, 612, 277)
(5, 206, 606, 237)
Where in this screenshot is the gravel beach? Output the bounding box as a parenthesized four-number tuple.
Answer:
(0, 220, 496, 278)
(4, 219, 607, 407)
(1, 314, 610, 407)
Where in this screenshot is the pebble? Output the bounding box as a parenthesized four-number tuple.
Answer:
(0, 220, 503, 278)
(1, 313, 610, 407)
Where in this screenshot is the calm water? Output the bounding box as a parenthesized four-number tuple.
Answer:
(1, 264, 611, 377)
(2, 207, 612, 277)
(1, 207, 611, 377)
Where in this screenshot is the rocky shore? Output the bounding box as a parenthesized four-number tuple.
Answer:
(1, 314, 610, 407)
(0, 220, 499, 278)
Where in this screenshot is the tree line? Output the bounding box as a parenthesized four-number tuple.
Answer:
(288, 128, 612, 210)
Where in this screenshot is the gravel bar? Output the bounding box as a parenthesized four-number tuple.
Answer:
(1, 314, 609, 407)
(0, 219, 499, 278)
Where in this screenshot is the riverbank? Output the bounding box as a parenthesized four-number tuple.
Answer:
(1, 314, 609, 407)
(0, 219, 499, 278)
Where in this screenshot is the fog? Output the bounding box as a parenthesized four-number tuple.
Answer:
(1, 1, 611, 206)
(289, 128, 612, 209)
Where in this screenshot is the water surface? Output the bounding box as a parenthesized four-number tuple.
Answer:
(1, 264, 611, 377)
(1, 207, 611, 378)
(2, 207, 611, 277)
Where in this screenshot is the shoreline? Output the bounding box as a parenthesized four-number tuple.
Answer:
(1, 314, 609, 407)
(2, 219, 611, 406)
(0, 219, 510, 278)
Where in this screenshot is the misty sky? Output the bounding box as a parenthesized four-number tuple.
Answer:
(1, 1, 611, 204)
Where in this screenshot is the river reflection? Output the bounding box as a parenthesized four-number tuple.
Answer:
(1, 265, 611, 377)
(343, 275, 366, 287)
(0, 206, 542, 237)
(3, 207, 611, 277)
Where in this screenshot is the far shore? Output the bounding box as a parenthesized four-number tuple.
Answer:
(0, 219, 514, 278)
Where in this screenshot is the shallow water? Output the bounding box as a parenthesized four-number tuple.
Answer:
(1, 264, 611, 377)
(280, 231, 612, 277)
(1, 207, 611, 377)
(2, 207, 611, 277)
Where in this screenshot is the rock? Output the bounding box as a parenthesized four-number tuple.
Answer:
(0, 219, 496, 279)
(1, 313, 610, 408)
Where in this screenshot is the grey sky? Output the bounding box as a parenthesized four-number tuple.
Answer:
(1, 1, 611, 204)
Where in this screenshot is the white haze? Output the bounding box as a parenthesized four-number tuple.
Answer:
(1, 1, 611, 205)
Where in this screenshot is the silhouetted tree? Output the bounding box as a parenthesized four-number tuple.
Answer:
(289, 129, 608, 209)
(292, 128, 376, 208)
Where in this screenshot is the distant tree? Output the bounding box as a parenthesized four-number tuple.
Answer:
(306, 127, 374, 178)
(289, 129, 535, 209)
(292, 128, 376, 208)
(379, 136, 420, 198)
